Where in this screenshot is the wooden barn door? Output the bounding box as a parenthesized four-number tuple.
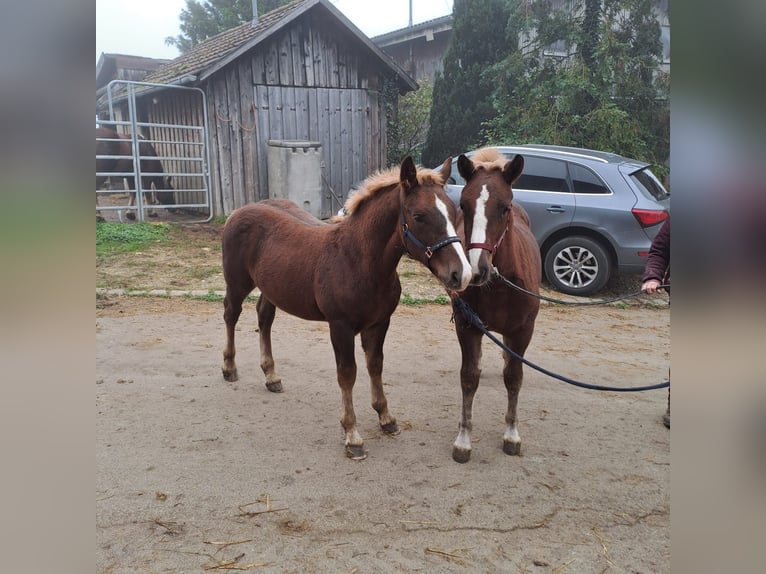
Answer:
(253, 85, 369, 217)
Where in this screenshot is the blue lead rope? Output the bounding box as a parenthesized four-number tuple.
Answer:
(452, 297, 669, 392)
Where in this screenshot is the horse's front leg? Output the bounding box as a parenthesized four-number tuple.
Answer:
(361, 320, 398, 435)
(452, 320, 483, 463)
(330, 321, 364, 460)
(256, 296, 283, 392)
(502, 332, 531, 456)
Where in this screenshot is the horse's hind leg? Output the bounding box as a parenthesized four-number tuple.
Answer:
(256, 296, 283, 393)
(502, 331, 532, 456)
(452, 323, 483, 463)
(330, 321, 365, 460)
(222, 281, 251, 382)
(361, 320, 398, 435)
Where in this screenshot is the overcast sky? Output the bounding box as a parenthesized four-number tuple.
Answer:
(96, 0, 454, 62)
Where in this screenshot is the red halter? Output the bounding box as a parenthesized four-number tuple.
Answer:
(467, 211, 510, 256)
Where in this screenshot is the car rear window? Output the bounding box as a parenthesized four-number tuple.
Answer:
(630, 167, 670, 200)
(570, 164, 609, 194)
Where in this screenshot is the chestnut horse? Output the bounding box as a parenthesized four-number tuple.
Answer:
(96, 126, 175, 216)
(451, 148, 541, 463)
(221, 156, 471, 459)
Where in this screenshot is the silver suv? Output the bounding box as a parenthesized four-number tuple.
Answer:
(443, 144, 670, 295)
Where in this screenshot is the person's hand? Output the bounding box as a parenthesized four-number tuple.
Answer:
(642, 279, 661, 294)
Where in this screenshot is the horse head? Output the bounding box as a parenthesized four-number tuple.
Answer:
(399, 156, 471, 292)
(457, 149, 524, 285)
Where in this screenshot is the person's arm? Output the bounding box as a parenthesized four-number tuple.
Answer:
(642, 219, 670, 293)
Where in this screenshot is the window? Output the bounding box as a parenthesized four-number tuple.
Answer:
(570, 164, 609, 194)
(630, 168, 669, 201)
(512, 156, 570, 193)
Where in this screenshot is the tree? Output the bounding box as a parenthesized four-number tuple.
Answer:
(485, 0, 669, 173)
(166, 0, 291, 54)
(391, 80, 433, 164)
(422, 0, 512, 166)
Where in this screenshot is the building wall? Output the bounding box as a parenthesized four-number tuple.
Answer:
(202, 13, 391, 216)
(378, 30, 451, 85)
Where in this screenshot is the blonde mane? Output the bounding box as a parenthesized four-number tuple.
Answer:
(342, 165, 446, 216)
(471, 147, 508, 170)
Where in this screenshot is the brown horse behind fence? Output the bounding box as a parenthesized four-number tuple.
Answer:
(96, 126, 175, 217)
(450, 148, 541, 463)
(221, 156, 471, 460)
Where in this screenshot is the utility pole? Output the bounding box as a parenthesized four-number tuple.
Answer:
(409, 0, 413, 27)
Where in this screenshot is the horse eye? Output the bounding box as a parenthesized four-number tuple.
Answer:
(413, 213, 425, 223)
(501, 204, 511, 215)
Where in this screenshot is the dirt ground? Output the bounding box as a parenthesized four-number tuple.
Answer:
(96, 222, 670, 573)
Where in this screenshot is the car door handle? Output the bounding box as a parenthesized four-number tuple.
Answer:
(546, 206, 566, 213)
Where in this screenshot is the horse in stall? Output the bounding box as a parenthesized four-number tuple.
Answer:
(96, 126, 174, 219)
(450, 148, 541, 463)
(221, 156, 472, 460)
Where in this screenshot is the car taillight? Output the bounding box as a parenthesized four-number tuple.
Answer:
(631, 208, 668, 228)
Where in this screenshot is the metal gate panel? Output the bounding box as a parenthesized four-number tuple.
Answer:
(96, 80, 212, 223)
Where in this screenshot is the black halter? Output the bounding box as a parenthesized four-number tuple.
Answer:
(399, 197, 462, 268)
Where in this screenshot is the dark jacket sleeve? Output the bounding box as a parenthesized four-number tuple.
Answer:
(642, 218, 670, 287)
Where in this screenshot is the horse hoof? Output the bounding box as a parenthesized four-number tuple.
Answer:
(381, 421, 400, 435)
(345, 444, 367, 460)
(503, 440, 521, 456)
(452, 447, 471, 464)
(222, 368, 239, 382)
(266, 380, 283, 393)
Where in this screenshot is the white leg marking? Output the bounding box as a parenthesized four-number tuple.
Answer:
(454, 427, 472, 451)
(468, 185, 490, 274)
(503, 423, 520, 444)
(434, 194, 472, 288)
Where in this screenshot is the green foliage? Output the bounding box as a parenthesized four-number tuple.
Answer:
(485, 0, 669, 167)
(96, 222, 171, 256)
(166, 0, 291, 53)
(422, 0, 512, 165)
(393, 80, 433, 164)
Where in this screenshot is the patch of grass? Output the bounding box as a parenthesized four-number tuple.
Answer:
(401, 294, 451, 306)
(213, 214, 228, 225)
(184, 292, 259, 303)
(96, 222, 171, 257)
(186, 291, 224, 303)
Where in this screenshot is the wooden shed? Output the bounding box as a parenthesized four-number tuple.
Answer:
(103, 0, 417, 218)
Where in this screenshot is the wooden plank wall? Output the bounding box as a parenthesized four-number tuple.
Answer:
(205, 14, 390, 216)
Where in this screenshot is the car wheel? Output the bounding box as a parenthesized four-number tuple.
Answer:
(544, 236, 611, 296)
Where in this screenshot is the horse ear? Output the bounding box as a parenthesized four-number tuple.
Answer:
(503, 154, 524, 185)
(438, 156, 452, 182)
(400, 156, 418, 191)
(457, 154, 475, 181)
